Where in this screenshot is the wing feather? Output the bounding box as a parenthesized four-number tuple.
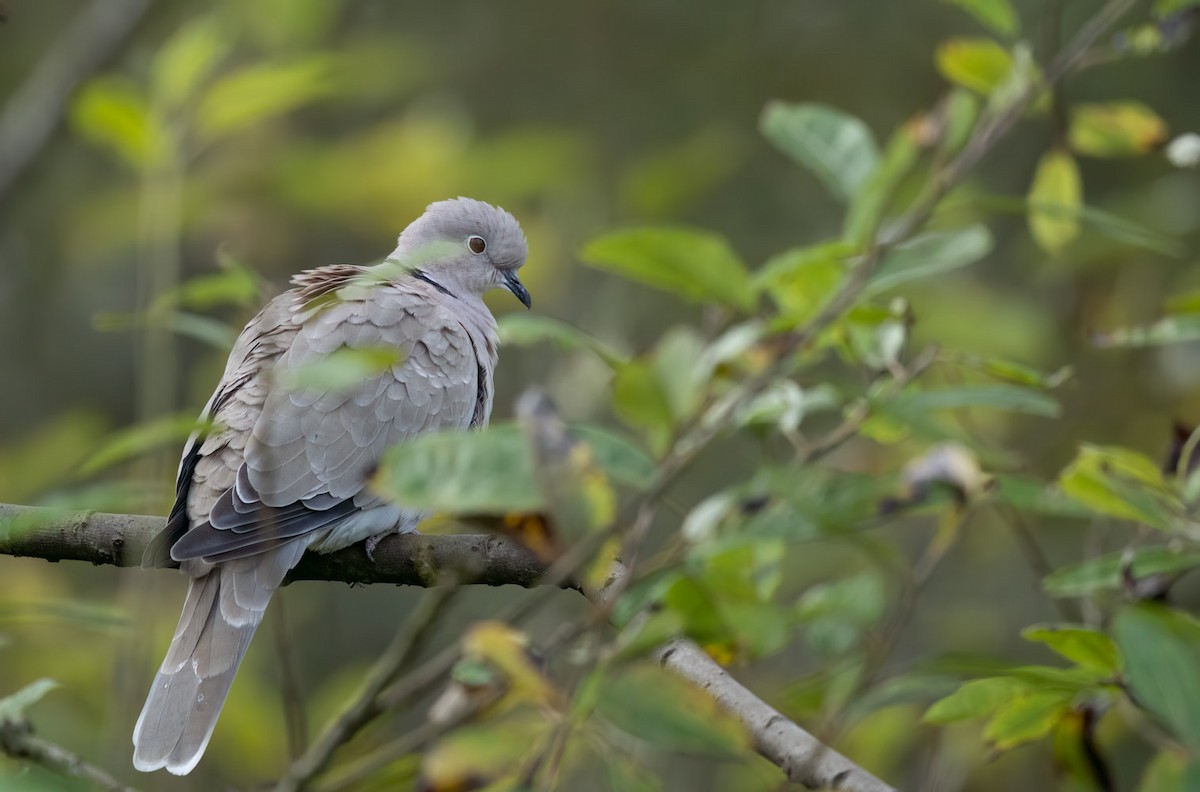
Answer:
(166, 284, 480, 563)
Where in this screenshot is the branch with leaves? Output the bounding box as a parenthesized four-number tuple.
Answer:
(6, 0, 1198, 789)
(0, 504, 896, 792)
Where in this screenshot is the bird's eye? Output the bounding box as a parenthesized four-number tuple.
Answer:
(467, 235, 487, 255)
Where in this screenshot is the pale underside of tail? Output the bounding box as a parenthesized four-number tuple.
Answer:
(132, 541, 305, 775)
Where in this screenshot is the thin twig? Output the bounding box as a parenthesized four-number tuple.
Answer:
(273, 582, 462, 792)
(0, 718, 139, 792)
(655, 639, 897, 792)
(992, 502, 1082, 622)
(799, 346, 940, 466)
(272, 594, 310, 760)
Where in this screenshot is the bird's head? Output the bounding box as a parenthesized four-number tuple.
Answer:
(390, 197, 531, 308)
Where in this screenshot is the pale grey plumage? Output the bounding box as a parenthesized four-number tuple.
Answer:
(133, 198, 528, 775)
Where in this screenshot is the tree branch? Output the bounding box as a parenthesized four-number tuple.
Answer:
(0, 717, 138, 792)
(0, 503, 549, 588)
(0, 503, 895, 792)
(656, 640, 895, 792)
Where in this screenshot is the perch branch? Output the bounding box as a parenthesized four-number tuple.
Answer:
(0, 503, 895, 792)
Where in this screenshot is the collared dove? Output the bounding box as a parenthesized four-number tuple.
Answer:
(132, 198, 530, 775)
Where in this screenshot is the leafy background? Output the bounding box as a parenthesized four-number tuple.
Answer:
(2, 0, 1200, 790)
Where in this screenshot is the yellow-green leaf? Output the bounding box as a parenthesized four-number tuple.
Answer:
(70, 77, 169, 169)
(1058, 445, 1181, 530)
(81, 412, 213, 475)
(984, 690, 1073, 751)
(1069, 102, 1168, 158)
(935, 38, 1013, 95)
(1027, 149, 1082, 254)
(755, 241, 852, 328)
(582, 227, 755, 311)
(151, 15, 230, 107)
(1021, 624, 1121, 674)
(197, 57, 333, 142)
(923, 677, 1028, 723)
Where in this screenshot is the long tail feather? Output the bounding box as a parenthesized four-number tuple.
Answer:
(132, 541, 305, 775)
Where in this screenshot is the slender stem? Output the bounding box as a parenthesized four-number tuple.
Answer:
(0, 719, 139, 792)
(272, 595, 310, 760)
(273, 583, 461, 792)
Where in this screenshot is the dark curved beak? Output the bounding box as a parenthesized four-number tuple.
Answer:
(502, 270, 531, 309)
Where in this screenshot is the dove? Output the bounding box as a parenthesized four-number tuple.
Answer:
(132, 197, 530, 775)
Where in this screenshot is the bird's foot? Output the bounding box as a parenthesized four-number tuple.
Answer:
(364, 533, 385, 562)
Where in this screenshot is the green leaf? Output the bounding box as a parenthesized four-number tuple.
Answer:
(70, 77, 168, 169)
(759, 102, 880, 202)
(1021, 624, 1121, 673)
(374, 424, 541, 514)
(864, 224, 993, 298)
(940, 89, 982, 157)
(281, 346, 405, 393)
(795, 573, 886, 656)
(1058, 445, 1181, 530)
(1070, 102, 1169, 158)
(754, 241, 852, 327)
(420, 710, 551, 791)
(497, 313, 626, 368)
(570, 425, 655, 488)
(0, 679, 59, 724)
(694, 538, 786, 603)
(151, 15, 230, 107)
(893, 384, 1061, 418)
(1028, 149, 1082, 255)
(984, 690, 1073, 751)
(372, 422, 650, 515)
(161, 266, 260, 311)
(596, 662, 751, 756)
(81, 412, 212, 475)
(197, 57, 333, 142)
(844, 123, 921, 244)
(1114, 604, 1200, 750)
(612, 359, 675, 456)
(952, 353, 1072, 389)
(935, 38, 1013, 94)
(581, 227, 755, 311)
(923, 677, 1029, 723)
(1044, 546, 1200, 597)
(653, 327, 708, 419)
(994, 474, 1095, 518)
(941, 0, 1019, 37)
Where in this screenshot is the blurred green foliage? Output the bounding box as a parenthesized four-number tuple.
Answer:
(2, 0, 1200, 790)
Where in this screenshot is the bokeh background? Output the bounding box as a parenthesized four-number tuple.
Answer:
(1, 0, 1198, 790)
